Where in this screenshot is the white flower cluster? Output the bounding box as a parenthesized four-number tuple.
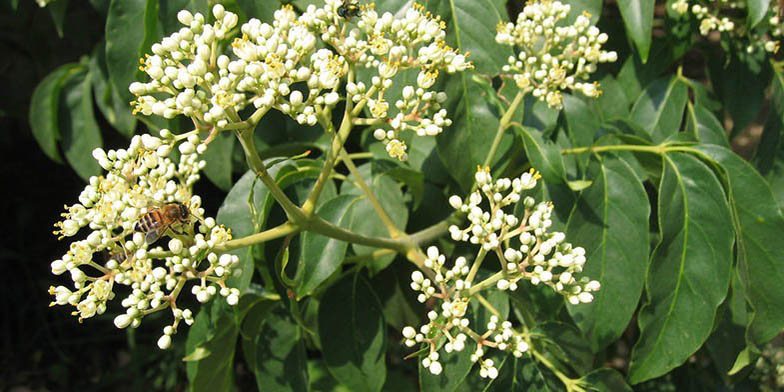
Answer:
(400, 166, 600, 379)
(671, 1, 782, 54)
(402, 246, 474, 376)
(449, 167, 600, 304)
(49, 130, 241, 348)
(495, 0, 617, 109)
(448, 167, 539, 250)
(401, 248, 532, 379)
(301, 0, 471, 160)
(131, 2, 469, 160)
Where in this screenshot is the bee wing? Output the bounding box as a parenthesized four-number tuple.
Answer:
(145, 226, 167, 244)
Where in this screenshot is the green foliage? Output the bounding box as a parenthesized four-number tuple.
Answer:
(25, 0, 784, 391)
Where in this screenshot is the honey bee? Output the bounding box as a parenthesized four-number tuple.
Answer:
(337, 0, 360, 18)
(134, 202, 191, 244)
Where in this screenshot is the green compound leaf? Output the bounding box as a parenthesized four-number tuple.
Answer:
(629, 152, 734, 384)
(319, 272, 387, 392)
(566, 155, 649, 352)
(616, 0, 654, 63)
(629, 76, 688, 143)
(59, 69, 103, 181)
(747, 0, 771, 28)
(517, 126, 567, 183)
(106, 0, 159, 107)
(201, 131, 235, 191)
(185, 301, 239, 392)
(295, 194, 360, 297)
(29, 63, 82, 164)
(242, 304, 309, 392)
(696, 145, 784, 348)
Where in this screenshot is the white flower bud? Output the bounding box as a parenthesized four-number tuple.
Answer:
(448, 195, 462, 209)
(114, 314, 133, 329)
(157, 334, 172, 349)
(402, 326, 416, 339)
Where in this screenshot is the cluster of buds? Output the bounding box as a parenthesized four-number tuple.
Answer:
(131, 1, 471, 161)
(495, 0, 617, 109)
(301, 0, 472, 160)
(402, 167, 600, 378)
(671, 0, 782, 54)
(449, 167, 600, 304)
(49, 129, 241, 349)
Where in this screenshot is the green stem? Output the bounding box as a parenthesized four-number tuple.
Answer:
(302, 70, 356, 216)
(340, 149, 401, 236)
(214, 222, 300, 253)
(308, 215, 408, 251)
(560, 144, 666, 155)
(482, 90, 526, 168)
(465, 248, 489, 284)
(235, 128, 307, 224)
(467, 270, 504, 296)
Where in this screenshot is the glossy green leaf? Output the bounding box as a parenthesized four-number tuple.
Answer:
(696, 145, 784, 347)
(630, 76, 688, 143)
(429, 0, 512, 188)
(371, 159, 425, 209)
(437, 78, 510, 189)
(236, 0, 278, 23)
(295, 194, 359, 297)
(685, 102, 729, 147)
(562, 94, 601, 172)
(59, 70, 103, 180)
(201, 131, 234, 191)
(580, 368, 632, 392)
(616, 0, 654, 62)
(89, 41, 136, 136)
(517, 126, 567, 183)
(533, 322, 593, 374)
(428, 0, 511, 75)
(566, 155, 649, 352)
(29, 63, 82, 164)
(747, 0, 770, 28)
(319, 273, 387, 392)
(629, 152, 734, 384)
(185, 301, 238, 392)
(341, 164, 408, 274)
(106, 0, 159, 107)
(705, 272, 748, 375)
(242, 304, 309, 392)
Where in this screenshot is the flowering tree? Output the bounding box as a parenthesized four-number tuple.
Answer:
(27, 0, 784, 390)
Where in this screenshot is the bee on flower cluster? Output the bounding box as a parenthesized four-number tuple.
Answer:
(337, 0, 360, 18)
(134, 202, 192, 244)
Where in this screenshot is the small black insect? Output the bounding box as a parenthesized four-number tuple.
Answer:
(337, 0, 360, 18)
